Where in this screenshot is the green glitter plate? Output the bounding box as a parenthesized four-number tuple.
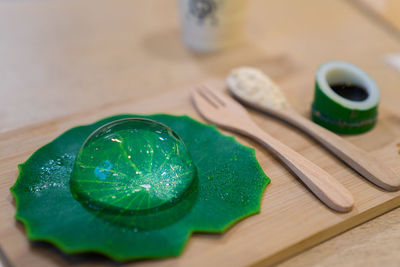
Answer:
(11, 114, 270, 261)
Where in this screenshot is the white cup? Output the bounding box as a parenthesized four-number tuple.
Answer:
(178, 0, 249, 53)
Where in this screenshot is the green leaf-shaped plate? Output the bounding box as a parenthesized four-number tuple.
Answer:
(11, 114, 270, 260)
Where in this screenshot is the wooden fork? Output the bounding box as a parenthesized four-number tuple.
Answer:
(191, 85, 354, 212)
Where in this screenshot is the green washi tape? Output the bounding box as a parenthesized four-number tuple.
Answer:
(311, 61, 380, 134)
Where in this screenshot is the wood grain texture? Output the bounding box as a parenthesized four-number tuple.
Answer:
(1, 0, 400, 266)
(279, 205, 400, 267)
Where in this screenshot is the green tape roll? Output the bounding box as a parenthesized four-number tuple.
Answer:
(311, 61, 379, 135)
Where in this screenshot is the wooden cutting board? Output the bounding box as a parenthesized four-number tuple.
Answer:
(1, 84, 400, 267)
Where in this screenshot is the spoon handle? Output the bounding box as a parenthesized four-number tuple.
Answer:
(244, 124, 354, 212)
(282, 108, 400, 191)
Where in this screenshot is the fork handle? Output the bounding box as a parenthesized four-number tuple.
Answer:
(245, 124, 354, 212)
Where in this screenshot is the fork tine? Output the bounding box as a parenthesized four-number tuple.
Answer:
(191, 87, 218, 110)
(195, 86, 221, 109)
(198, 84, 226, 107)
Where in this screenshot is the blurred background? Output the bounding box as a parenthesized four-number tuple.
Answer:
(1, 0, 400, 133)
(1, 1, 400, 265)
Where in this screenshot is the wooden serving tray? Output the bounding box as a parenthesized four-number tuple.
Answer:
(1, 85, 400, 267)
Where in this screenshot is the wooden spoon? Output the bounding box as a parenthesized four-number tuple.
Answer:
(227, 67, 400, 191)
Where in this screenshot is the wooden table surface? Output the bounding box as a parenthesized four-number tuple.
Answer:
(1, 0, 400, 266)
(357, 0, 400, 34)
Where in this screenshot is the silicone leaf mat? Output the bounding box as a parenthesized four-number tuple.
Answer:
(11, 114, 270, 260)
